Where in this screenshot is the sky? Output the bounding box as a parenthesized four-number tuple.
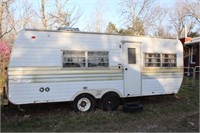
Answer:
(31, 0, 176, 31)
(72, 0, 122, 30)
(70, 0, 176, 31)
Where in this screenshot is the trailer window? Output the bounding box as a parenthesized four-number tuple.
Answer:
(145, 53, 161, 67)
(63, 51, 86, 67)
(162, 54, 176, 67)
(88, 51, 109, 67)
(128, 48, 136, 64)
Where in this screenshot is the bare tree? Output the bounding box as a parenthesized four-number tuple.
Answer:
(169, 0, 199, 38)
(184, 0, 200, 35)
(0, 1, 5, 38)
(154, 25, 175, 37)
(86, 1, 106, 32)
(185, 0, 200, 24)
(38, 0, 82, 30)
(15, 0, 38, 30)
(0, 0, 82, 42)
(152, 7, 176, 37)
(41, 0, 47, 29)
(120, 0, 165, 35)
(0, 0, 38, 42)
(0, 0, 15, 39)
(48, 0, 82, 29)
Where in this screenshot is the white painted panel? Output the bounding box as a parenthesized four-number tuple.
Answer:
(9, 48, 61, 67)
(12, 30, 183, 68)
(15, 31, 120, 50)
(8, 80, 123, 104)
(11, 31, 123, 68)
(109, 50, 122, 67)
(142, 78, 182, 95)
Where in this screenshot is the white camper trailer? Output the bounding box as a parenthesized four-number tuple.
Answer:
(7, 29, 183, 112)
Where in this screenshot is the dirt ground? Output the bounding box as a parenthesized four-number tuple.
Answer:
(1, 92, 199, 132)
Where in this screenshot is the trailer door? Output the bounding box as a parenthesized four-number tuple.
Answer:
(123, 43, 141, 96)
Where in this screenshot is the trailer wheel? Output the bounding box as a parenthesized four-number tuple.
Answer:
(99, 93, 120, 111)
(72, 94, 95, 112)
(123, 102, 143, 113)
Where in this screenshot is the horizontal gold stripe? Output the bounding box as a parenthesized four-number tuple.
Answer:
(8, 67, 123, 83)
(9, 77, 123, 83)
(8, 66, 119, 71)
(8, 66, 61, 71)
(8, 67, 122, 76)
(142, 67, 183, 73)
(142, 73, 183, 76)
(9, 74, 122, 79)
(142, 74, 183, 79)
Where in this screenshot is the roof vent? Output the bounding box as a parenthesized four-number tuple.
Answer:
(58, 27, 79, 31)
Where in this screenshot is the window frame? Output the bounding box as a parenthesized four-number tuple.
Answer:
(144, 53, 161, 67)
(62, 50, 109, 68)
(190, 46, 196, 64)
(87, 51, 109, 68)
(162, 53, 177, 67)
(62, 51, 86, 68)
(128, 48, 136, 64)
(144, 53, 177, 68)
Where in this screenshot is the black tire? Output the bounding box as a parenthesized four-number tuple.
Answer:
(72, 94, 95, 112)
(123, 102, 143, 113)
(99, 93, 120, 111)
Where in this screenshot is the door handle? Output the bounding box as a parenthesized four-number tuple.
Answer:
(125, 68, 128, 71)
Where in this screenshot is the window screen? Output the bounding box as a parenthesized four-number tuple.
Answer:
(63, 51, 86, 67)
(62, 51, 109, 68)
(145, 53, 161, 67)
(144, 53, 177, 67)
(162, 54, 176, 67)
(128, 48, 136, 64)
(88, 51, 109, 67)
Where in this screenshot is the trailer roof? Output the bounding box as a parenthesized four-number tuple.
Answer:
(24, 29, 177, 40)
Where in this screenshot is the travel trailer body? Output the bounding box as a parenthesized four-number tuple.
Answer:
(7, 29, 183, 112)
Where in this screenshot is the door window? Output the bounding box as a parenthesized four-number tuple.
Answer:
(128, 48, 136, 64)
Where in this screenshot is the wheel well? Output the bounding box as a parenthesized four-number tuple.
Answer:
(75, 93, 96, 101)
(102, 91, 120, 98)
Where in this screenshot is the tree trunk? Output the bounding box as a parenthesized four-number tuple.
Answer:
(41, 0, 47, 30)
(0, 2, 4, 39)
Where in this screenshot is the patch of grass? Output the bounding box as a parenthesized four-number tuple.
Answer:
(161, 92, 198, 114)
(1, 77, 199, 132)
(179, 112, 199, 132)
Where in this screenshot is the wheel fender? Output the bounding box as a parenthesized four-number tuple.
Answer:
(71, 89, 122, 101)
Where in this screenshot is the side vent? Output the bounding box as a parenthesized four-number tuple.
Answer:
(83, 86, 88, 90)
